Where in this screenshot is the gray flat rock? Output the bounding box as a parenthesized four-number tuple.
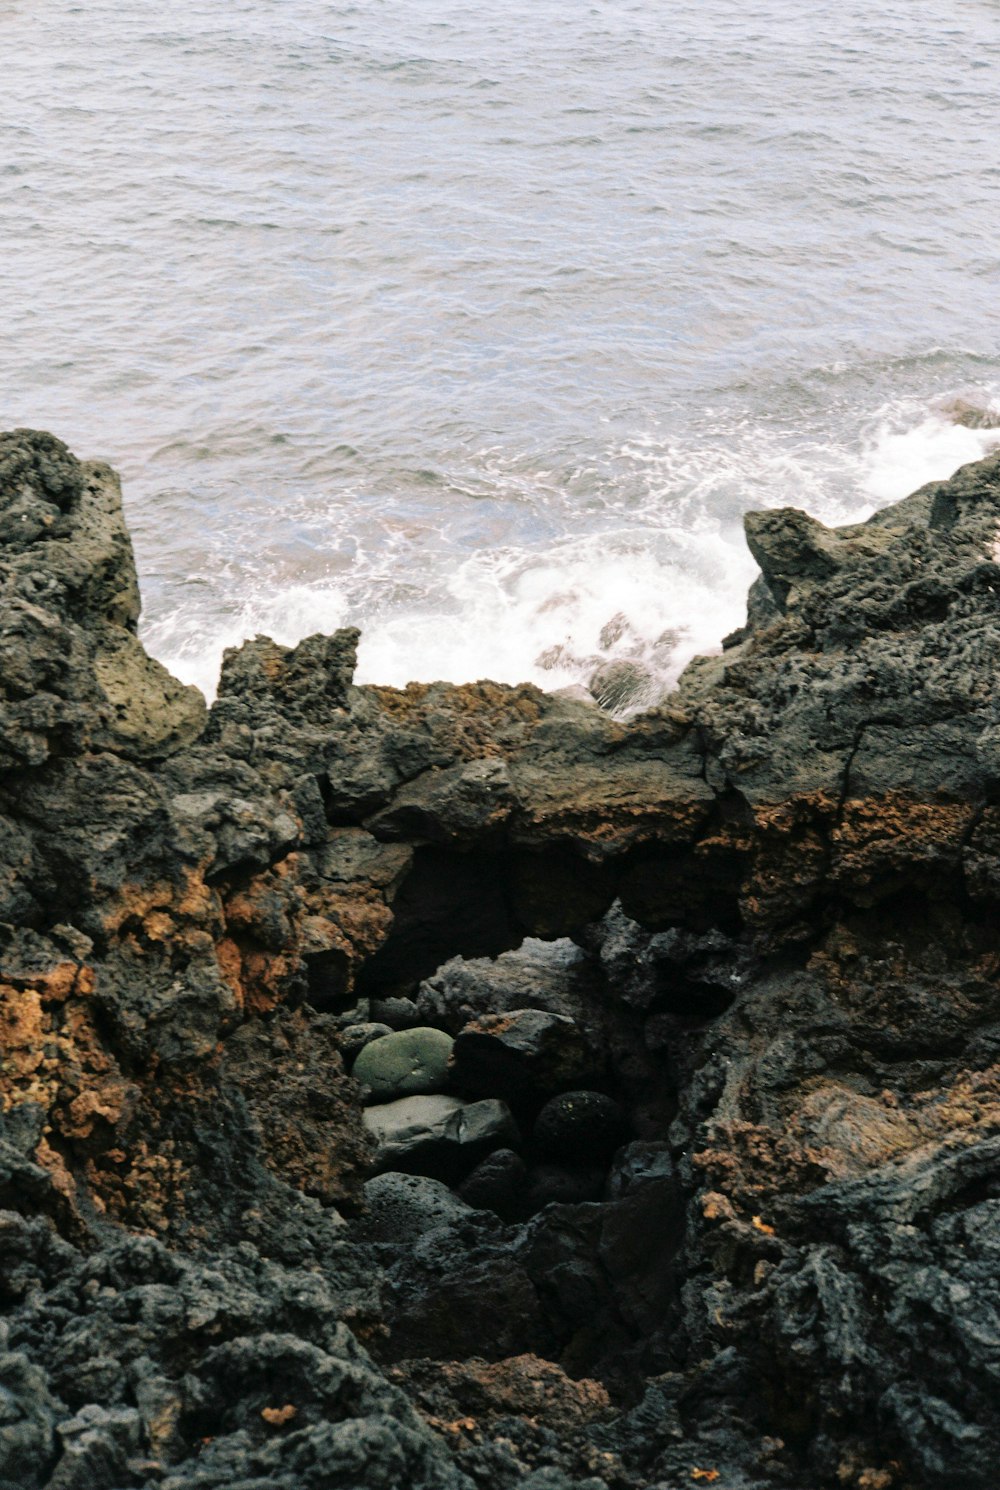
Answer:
(362, 1094, 516, 1167)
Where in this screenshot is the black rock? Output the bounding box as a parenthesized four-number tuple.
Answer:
(526, 1164, 607, 1209)
(533, 1092, 627, 1163)
(449, 1008, 599, 1104)
(357, 1171, 473, 1242)
(7, 432, 1000, 1487)
(368, 995, 423, 1030)
(457, 1148, 529, 1219)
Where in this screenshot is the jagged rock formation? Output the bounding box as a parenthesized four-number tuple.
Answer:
(1, 427, 998, 1489)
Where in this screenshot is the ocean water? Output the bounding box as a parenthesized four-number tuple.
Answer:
(3, 0, 1000, 704)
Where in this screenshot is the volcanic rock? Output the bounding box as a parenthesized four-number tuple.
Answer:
(3, 430, 1000, 1487)
(368, 995, 423, 1029)
(449, 1009, 598, 1103)
(525, 1164, 606, 1208)
(338, 1020, 394, 1063)
(416, 939, 607, 1045)
(533, 1092, 627, 1163)
(357, 1172, 474, 1242)
(457, 1148, 529, 1219)
(0, 429, 205, 769)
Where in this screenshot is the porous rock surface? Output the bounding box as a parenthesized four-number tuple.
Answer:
(1, 427, 999, 1488)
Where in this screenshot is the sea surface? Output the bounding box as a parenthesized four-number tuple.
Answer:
(3, 0, 1000, 704)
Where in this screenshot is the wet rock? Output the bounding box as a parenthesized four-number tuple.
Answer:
(936, 393, 1000, 429)
(587, 659, 655, 713)
(363, 1095, 517, 1171)
(353, 1027, 455, 1103)
(551, 683, 595, 705)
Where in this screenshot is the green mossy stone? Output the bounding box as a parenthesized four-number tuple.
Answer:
(352, 1026, 455, 1103)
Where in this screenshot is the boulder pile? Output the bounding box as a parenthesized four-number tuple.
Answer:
(349, 951, 629, 1208)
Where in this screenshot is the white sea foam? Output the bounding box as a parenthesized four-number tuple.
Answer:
(143, 394, 1000, 713)
(353, 525, 757, 701)
(148, 582, 349, 702)
(858, 402, 1000, 512)
(148, 530, 754, 710)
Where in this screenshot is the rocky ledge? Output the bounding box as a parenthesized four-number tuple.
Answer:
(1, 428, 998, 1490)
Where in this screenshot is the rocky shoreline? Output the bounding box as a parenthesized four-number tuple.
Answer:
(1, 428, 998, 1489)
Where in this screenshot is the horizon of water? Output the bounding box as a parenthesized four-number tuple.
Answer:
(3, 1, 1000, 706)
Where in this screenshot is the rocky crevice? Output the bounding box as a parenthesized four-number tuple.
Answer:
(1, 429, 999, 1488)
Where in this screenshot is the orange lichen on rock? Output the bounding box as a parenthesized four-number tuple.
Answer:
(101, 870, 220, 943)
(261, 1405, 297, 1427)
(831, 794, 977, 894)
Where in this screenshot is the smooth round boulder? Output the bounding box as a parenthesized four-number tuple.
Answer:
(352, 1026, 454, 1103)
(533, 1091, 626, 1162)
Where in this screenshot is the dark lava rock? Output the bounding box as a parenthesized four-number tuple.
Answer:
(533, 1092, 627, 1163)
(357, 1171, 473, 1242)
(583, 904, 746, 1017)
(368, 995, 423, 1030)
(389, 1354, 615, 1488)
(605, 1140, 675, 1199)
(338, 1021, 394, 1063)
(0, 1209, 467, 1490)
(449, 1008, 599, 1104)
(416, 939, 607, 1049)
(526, 1164, 607, 1209)
(374, 1209, 554, 1366)
(457, 1148, 529, 1219)
(0, 429, 205, 769)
